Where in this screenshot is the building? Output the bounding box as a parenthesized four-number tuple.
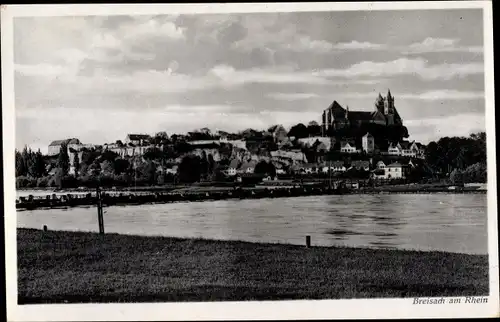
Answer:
(340, 141, 358, 153)
(362, 132, 375, 153)
(165, 165, 178, 175)
(322, 161, 346, 173)
(125, 134, 151, 146)
(47, 138, 81, 156)
(301, 163, 319, 174)
(387, 142, 402, 155)
(297, 137, 333, 150)
(386, 140, 424, 158)
(268, 124, 288, 144)
(226, 159, 240, 176)
(321, 90, 403, 135)
(384, 162, 410, 179)
(238, 160, 257, 174)
(270, 150, 307, 163)
(350, 160, 370, 171)
(376, 161, 386, 169)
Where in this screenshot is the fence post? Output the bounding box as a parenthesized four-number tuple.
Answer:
(306, 235, 311, 248)
(96, 186, 105, 235)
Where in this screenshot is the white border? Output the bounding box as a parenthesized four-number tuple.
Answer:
(3, 2, 498, 321)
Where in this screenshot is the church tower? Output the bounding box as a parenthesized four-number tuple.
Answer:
(387, 89, 394, 113)
(375, 93, 385, 114)
(385, 89, 395, 125)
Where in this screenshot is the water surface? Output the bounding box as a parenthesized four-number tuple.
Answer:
(16, 193, 487, 255)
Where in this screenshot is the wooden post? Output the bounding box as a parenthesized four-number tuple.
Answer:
(43, 225, 48, 232)
(96, 186, 105, 235)
(306, 235, 311, 248)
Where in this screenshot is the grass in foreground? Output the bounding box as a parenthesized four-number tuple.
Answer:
(17, 228, 488, 304)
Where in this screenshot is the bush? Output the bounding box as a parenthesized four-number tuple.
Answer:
(97, 174, 116, 187)
(47, 176, 57, 187)
(114, 173, 131, 187)
(36, 176, 50, 188)
(79, 175, 98, 188)
(61, 175, 78, 188)
(16, 176, 31, 189)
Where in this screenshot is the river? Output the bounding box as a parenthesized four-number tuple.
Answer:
(16, 192, 487, 255)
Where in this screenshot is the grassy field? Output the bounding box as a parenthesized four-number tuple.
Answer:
(17, 228, 489, 304)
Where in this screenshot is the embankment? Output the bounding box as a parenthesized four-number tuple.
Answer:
(17, 228, 488, 304)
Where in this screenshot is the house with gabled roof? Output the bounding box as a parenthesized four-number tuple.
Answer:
(48, 138, 81, 156)
(385, 162, 410, 179)
(238, 160, 257, 174)
(321, 161, 346, 173)
(125, 134, 151, 146)
(362, 132, 375, 153)
(376, 160, 386, 169)
(340, 141, 358, 154)
(268, 124, 288, 144)
(350, 160, 370, 171)
(226, 159, 240, 176)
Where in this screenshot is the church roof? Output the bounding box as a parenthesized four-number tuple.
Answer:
(399, 141, 412, 149)
(348, 111, 373, 121)
(327, 101, 347, 118)
(49, 138, 80, 146)
(127, 134, 151, 141)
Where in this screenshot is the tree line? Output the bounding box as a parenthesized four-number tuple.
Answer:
(425, 132, 486, 183)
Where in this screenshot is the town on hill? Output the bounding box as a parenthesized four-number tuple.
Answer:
(15, 91, 487, 189)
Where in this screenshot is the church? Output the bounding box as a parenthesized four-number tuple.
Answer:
(321, 90, 403, 135)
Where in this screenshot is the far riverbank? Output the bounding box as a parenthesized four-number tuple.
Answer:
(16, 182, 487, 210)
(17, 228, 488, 304)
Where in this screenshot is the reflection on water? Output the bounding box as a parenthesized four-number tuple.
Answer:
(16, 193, 487, 255)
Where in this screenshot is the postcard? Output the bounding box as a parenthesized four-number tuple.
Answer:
(2, 1, 498, 321)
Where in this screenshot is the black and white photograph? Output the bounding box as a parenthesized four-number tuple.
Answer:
(3, 1, 498, 320)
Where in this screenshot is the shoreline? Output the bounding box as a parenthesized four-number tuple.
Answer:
(16, 184, 486, 210)
(17, 228, 489, 304)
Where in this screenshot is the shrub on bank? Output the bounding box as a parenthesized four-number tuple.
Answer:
(16, 176, 34, 189)
(36, 176, 51, 188)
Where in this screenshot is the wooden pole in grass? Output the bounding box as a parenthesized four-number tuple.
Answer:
(306, 235, 311, 248)
(96, 186, 105, 235)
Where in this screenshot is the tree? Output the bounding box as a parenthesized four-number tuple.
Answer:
(100, 160, 115, 176)
(254, 161, 276, 177)
(135, 160, 157, 185)
(207, 154, 216, 175)
(144, 147, 163, 161)
(153, 131, 169, 145)
(113, 158, 130, 175)
(15, 150, 27, 177)
(101, 150, 119, 163)
(199, 151, 209, 180)
(288, 123, 308, 139)
(89, 160, 102, 176)
(57, 143, 70, 176)
(307, 121, 321, 137)
(73, 152, 80, 178)
(178, 155, 201, 183)
(449, 168, 463, 184)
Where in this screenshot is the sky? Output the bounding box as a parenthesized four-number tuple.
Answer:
(14, 9, 485, 154)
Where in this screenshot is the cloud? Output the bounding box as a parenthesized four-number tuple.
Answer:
(333, 41, 387, 50)
(267, 93, 320, 101)
(15, 63, 67, 78)
(404, 37, 483, 54)
(209, 64, 333, 85)
(314, 58, 483, 80)
(335, 90, 485, 101)
(399, 90, 485, 101)
(405, 112, 485, 143)
(121, 19, 186, 41)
